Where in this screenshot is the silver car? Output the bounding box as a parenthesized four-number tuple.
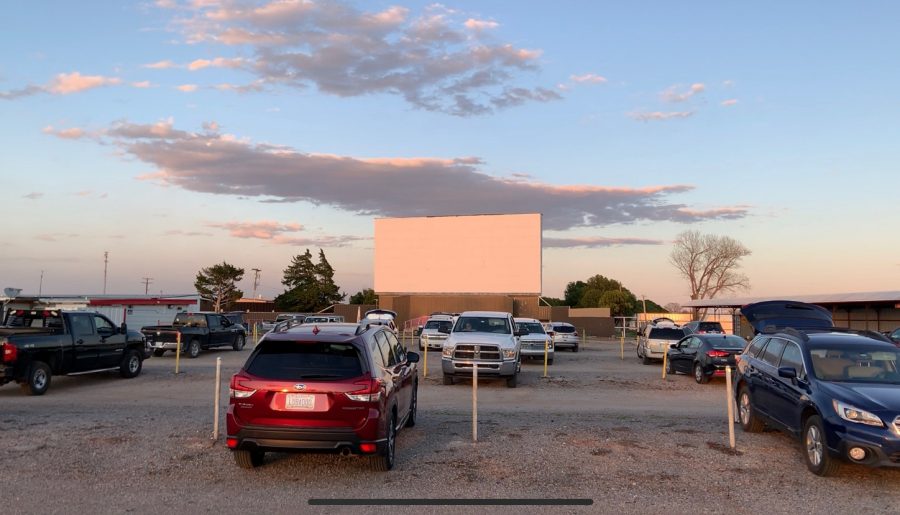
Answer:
(550, 322, 580, 352)
(515, 317, 554, 364)
(419, 315, 453, 351)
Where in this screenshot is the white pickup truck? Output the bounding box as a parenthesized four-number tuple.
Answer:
(440, 311, 523, 388)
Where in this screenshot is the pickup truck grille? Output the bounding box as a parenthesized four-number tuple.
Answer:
(453, 344, 501, 361)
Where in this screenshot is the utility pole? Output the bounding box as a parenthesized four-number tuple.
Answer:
(38, 270, 44, 296)
(251, 268, 261, 298)
(103, 251, 109, 294)
(141, 276, 153, 295)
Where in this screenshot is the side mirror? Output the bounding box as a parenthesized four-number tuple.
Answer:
(406, 351, 420, 364)
(119, 323, 128, 335)
(222, 319, 232, 327)
(777, 367, 797, 379)
(669, 343, 679, 349)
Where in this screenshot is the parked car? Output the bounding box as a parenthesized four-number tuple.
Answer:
(549, 322, 579, 352)
(224, 312, 250, 331)
(441, 311, 522, 387)
(515, 317, 554, 365)
(637, 324, 684, 364)
(418, 314, 454, 351)
(887, 327, 900, 346)
(666, 333, 747, 383)
(360, 309, 398, 333)
(0, 309, 147, 395)
(141, 312, 247, 358)
(226, 323, 419, 471)
(304, 315, 344, 324)
(681, 320, 725, 335)
(734, 300, 900, 476)
(260, 313, 308, 332)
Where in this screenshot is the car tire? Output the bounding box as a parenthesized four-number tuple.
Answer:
(119, 349, 143, 378)
(152, 349, 166, 357)
(665, 357, 676, 375)
(694, 363, 710, 384)
(370, 415, 396, 471)
(803, 415, 841, 477)
(442, 374, 454, 385)
(233, 449, 265, 469)
(21, 361, 51, 396)
(232, 334, 245, 351)
(506, 374, 518, 388)
(636, 342, 644, 359)
(738, 386, 765, 433)
(405, 383, 417, 428)
(187, 339, 201, 359)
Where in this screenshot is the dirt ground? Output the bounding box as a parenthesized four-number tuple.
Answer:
(1, 338, 898, 514)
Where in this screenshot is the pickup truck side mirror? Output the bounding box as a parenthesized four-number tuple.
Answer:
(406, 351, 420, 364)
(119, 323, 128, 335)
(777, 367, 797, 379)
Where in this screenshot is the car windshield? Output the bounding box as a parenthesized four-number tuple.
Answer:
(454, 316, 511, 334)
(517, 322, 545, 334)
(276, 314, 303, 322)
(246, 341, 364, 380)
(696, 322, 723, 332)
(707, 335, 746, 349)
(808, 345, 900, 384)
(553, 325, 575, 334)
(424, 320, 452, 332)
(648, 328, 684, 340)
(173, 314, 207, 327)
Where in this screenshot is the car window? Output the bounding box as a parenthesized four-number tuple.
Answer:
(746, 337, 768, 358)
(649, 328, 685, 340)
(760, 338, 787, 366)
(93, 315, 114, 333)
(709, 335, 747, 349)
(246, 341, 363, 380)
(809, 344, 900, 383)
(374, 331, 397, 367)
(553, 324, 576, 334)
(689, 337, 703, 349)
(385, 330, 406, 362)
(779, 342, 806, 379)
(369, 337, 386, 369)
(517, 322, 546, 334)
(70, 314, 94, 336)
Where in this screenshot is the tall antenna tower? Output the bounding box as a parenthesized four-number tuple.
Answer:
(141, 276, 153, 295)
(251, 268, 262, 298)
(103, 251, 109, 294)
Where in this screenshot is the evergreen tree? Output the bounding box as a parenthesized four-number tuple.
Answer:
(274, 249, 345, 312)
(314, 249, 345, 308)
(350, 288, 377, 305)
(194, 261, 244, 312)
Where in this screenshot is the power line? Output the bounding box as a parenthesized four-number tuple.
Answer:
(103, 251, 109, 294)
(251, 268, 262, 298)
(141, 276, 153, 295)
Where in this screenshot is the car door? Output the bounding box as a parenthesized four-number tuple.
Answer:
(681, 336, 702, 372)
(208, 315, 227, 346)
(374, 331, 405, 420)
(386, 330, 414, 419)
(68, 313, 101, 372)
(669, 336, 692, 372)
(751, 337, 787, 419)
(767, 341, 808, 434)
(94, 314, 126, 368)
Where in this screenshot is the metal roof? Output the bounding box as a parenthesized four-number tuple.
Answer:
(683, 291, 900, 308)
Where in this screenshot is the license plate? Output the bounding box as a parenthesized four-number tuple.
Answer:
(285, 394, 315, 410)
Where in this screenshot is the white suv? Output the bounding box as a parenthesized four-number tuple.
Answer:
(418, 315, 454, 351)
(441, 311, 522, 388)
(514, 317, 554, 365)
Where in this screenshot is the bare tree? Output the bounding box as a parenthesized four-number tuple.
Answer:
(663, 302, 682, 313)
(669, 231, 751, 316)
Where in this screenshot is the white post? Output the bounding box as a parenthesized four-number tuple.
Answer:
(213, 357, 222, 441)
(472, 364, 478, 443)
(725, 365, 735, 449)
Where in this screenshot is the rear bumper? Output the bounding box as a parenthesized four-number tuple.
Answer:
(0, 365, 16, 384)
(226, 411, 384, 454)
(553, 337, 579, 348)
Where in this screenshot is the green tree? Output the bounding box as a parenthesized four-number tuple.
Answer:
(275, 249, 345, 312)
(194, 261, 244, 312)
(599, 290, 636, 318)
(563, 280, 587, 307)
(350, 288, 377, 305)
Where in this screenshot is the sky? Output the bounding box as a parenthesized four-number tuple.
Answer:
(2, 0, 899, 306)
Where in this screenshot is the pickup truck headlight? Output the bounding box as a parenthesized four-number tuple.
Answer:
(833, 400, 884, 427)
(442, 346, 453, 358)
(503, 349, 517, 360)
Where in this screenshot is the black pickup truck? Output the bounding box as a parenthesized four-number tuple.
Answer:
(0, 309, 148, 395)
(141, 312, 247, 358)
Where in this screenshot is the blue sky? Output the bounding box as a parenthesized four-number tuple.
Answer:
(2, 0, 898, 305)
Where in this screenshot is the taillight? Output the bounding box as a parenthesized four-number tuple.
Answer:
(229, 374, 256, 398)
(345, 378, 384, 402)
(707, 350, 730, 358)
(1, 341, 17, 363)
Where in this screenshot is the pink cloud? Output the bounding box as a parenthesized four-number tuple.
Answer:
(628, 111, 694, 122)
(176, 84, 199, 92)
(464, 18, 499, 30)
(721, 98, 738, 107)
(143, 60, 177, 69)
(206, 220, 304, 239)
(42, 125, 87, 139)
(46, 72, 121, 94)
(570, 73, 607, 84)
(661, 83, 705, 103)
(187, 57, 245, 70)
(543, 236, 664, 248)
(131, 81, 155, 88)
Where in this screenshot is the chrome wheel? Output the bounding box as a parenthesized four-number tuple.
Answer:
(33, 369, 48, 390)
(127, 355, 140, 374)
(695, 365, 703, 382)
(739, 392, 750, 424)
(806, 424, 823, 467)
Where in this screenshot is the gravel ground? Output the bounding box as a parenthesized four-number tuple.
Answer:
(1, 338, 898, 514)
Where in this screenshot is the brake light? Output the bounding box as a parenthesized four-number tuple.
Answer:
(1, 341, 17, 363)
(226, 438, 239, 449)
(345, 378, 384, 402)
(229, 374, 256, 399)
(707, 350, 730, 358)
(359, 443, 377, 453)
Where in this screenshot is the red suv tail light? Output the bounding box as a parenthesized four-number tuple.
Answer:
(1, 340, 17, 363)
(229, 374, 256, 399)
(345, 378, 384, 402)
(707, 350, 730, 358)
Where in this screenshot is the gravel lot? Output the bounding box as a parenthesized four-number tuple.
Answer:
(2, 338, 898, 514)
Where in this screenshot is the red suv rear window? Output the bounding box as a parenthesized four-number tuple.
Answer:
(247, 341, 364, 380)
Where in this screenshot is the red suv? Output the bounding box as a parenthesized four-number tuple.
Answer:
(226, 323, 419, 471)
